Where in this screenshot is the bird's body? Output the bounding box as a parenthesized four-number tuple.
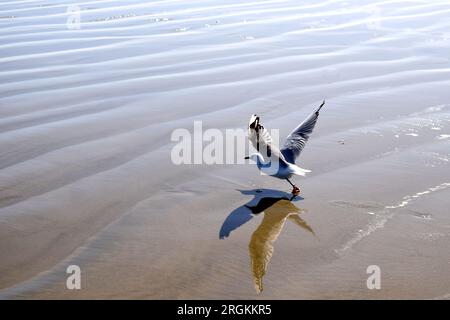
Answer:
(247, 153, 310, 179)
(246, 101, 325, 195)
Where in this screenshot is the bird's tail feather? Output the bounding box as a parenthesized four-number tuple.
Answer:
(293, 166, 311, 176)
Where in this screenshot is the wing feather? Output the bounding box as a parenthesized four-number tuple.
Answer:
(280, 101, 325, 163)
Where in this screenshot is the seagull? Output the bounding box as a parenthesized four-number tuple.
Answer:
(245, 100, 325, 196)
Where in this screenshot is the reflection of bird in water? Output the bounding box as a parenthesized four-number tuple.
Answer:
(219, 189, 315, 293)
(245, 100, 325, 196)
(247, 199, 314, 294)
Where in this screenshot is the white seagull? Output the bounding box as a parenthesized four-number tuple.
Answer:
(245, 101, 325, 196)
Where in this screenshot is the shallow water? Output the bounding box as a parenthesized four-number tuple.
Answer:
(0, 0, 449, 299)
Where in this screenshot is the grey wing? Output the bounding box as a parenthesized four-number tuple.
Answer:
(280, 100, 325, 164)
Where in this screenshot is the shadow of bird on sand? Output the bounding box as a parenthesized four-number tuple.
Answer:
(219, 189, 315, 293)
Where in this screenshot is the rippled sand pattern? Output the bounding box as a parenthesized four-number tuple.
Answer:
(0, 0, 449, 299)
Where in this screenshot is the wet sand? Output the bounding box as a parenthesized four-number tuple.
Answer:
(0, 0, 449, 299)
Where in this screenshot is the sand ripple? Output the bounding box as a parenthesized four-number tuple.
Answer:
(1, 0, 450, 298)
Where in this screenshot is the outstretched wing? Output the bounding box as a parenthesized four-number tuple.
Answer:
(248, 115, 286, 163)
(280, 100, 325, 164)
(219, 206, 253, 239)
(288, 214, 316, 236)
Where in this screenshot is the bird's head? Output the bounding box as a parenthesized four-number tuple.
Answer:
(248, 114, 259, 130)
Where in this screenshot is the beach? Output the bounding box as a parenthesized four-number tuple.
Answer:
(0, 0, 449, 299)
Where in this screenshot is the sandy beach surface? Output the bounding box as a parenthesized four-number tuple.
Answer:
(0, 0, 449, 299)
